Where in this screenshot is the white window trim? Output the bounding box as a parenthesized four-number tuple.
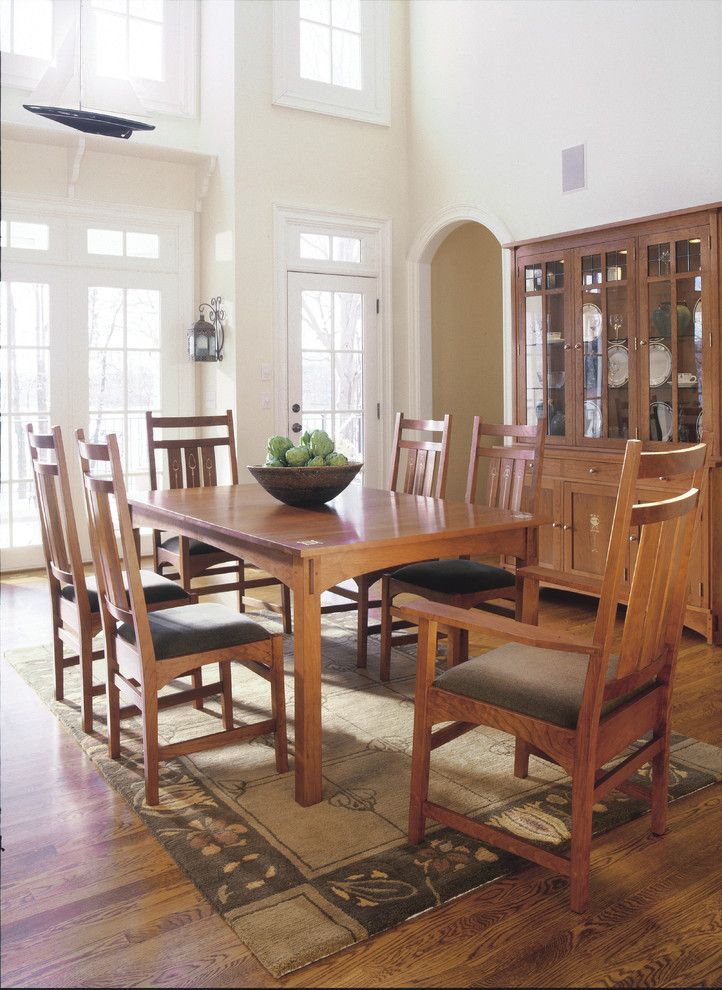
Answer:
(273, 204, 393, 482)
(272, 0, 390, 126)
(1, 0, 198, 119)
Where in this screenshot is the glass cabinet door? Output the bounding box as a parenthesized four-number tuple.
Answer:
(576, 240, 635, 445)
(640, 228, 707, 444)
(519, 253, 570, 442)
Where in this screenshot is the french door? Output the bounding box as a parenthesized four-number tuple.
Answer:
(2, 254, 190, 571)
(287, 271, 382, 485)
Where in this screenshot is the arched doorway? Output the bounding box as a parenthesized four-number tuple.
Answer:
(407, 206, 514, 499)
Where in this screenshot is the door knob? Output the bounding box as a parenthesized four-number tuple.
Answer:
(292, 422, 302, 433)
(291, 403, 301, 413)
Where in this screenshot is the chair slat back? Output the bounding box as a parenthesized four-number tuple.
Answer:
(615, 442, 708, 680)
(27, 424, 88, 599)
(146, 410, 238, 492)
(585, 440, 708, 714)
(388, 413, 452, 498)
(465, 419, 545, 514)
(77, 432, 155, 667)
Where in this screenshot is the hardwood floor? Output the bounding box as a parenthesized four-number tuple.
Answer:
(1, 570, 720, 988)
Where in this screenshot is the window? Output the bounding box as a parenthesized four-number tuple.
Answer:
(273, 0, 390, 125)
(1, 0, 197, 117)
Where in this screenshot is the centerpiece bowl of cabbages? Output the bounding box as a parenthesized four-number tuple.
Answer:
(247, 430, 362, 507)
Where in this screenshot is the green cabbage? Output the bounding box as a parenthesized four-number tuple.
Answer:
(310, 430, 334, 458)
(307, 455, 326, 466)
(267, 435, 293, 460)
(285, 445, 311, 466)
(264, 457, 285, 467)
(325, 452, 348, 466)
(300, 430, 313, 449)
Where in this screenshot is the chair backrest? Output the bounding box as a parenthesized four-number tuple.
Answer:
(26, 424, 89, 612)
(464, 419, 546, 514)
(77, 430, 155, 671)
(145, 410, 239, 491)
(589, 439, 708, 716)
(387, 413, 452, 498)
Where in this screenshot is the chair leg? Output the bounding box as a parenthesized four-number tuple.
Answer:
(142, 692, 160, 806)
(514, 738, 531, 779)
(650, 730, 671, 836)
(356, 577, 369, 669)
(569, 766, 595, 913)
(79, 627, 95, 734)
(191, 668, 203, 711)
(219, 662, 234, 731)
(446, 628, 468, 667)
(270, 636, 288, 773)
(106, 647, 121, 760)
(237, 559, 246, 613)
(281, 584, 292, 635)
(52, 626, 65, 702)
(380, 575, 393, 682)
(177, 540, 192, 596)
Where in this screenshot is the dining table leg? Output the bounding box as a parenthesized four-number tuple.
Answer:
(292, 558, 323, 806)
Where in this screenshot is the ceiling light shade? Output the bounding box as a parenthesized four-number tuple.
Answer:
(22, 104, 154, 139)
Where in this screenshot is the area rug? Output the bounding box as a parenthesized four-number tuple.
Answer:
(6, 617, 721, 977)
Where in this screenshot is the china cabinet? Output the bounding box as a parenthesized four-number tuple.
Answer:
(510, 204, 721, 643)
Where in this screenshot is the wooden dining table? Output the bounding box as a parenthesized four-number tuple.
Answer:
(128, 483, 543, 807)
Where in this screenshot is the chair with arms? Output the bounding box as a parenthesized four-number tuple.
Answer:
(379, 419, 545, 680)
(27, 424, 192, 734)
(145, 410, 292, 632)
(401, 438, 708, 912)
(78, 431, 288, 806)
(321, 412, 453, 668)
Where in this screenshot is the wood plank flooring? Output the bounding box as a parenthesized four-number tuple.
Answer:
(1, 571, 720, 988)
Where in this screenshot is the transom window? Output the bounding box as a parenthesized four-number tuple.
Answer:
(273, 0, 390, 126)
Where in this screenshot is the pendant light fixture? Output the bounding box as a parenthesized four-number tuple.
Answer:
(24, 1, 154, 140)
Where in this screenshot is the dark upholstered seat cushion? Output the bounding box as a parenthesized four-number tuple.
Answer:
(60, 570, 191, 613)
(117, 602, 270, 660)
(435, 644, 653, 729)
(392, 558, 516, 595)
(160, 536, 227, 556)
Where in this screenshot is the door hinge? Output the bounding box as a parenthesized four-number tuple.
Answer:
(376, 298, 380, 314)
(377, 402, 381, 420)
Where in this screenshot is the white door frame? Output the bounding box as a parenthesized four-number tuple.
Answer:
(273, 204, 393, 483)
(407, 204, 514, 421)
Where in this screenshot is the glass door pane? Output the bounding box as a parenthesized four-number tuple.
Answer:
(287, 272, 380, 484)
(579, 242, 633, 443)
(0, 278, 51, 550)
(643, 232, 705, 443)
(521, 256, 569, 439)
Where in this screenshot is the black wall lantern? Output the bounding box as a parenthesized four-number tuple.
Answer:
(188, 297, 225, 362)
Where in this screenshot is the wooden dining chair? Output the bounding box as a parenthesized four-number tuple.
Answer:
(379, 419, 545, 680)
(321, 412, 453, 668)
(399, 438, 708, 912)
(27, 424, 193, 734)
(145, 410, 292, 632)
(78, 431, 288, 806)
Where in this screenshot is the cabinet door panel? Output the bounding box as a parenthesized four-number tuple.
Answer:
(538, 478, 562, 571)
(563, 482, 618, 579)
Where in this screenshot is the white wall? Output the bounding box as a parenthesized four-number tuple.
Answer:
(408, 0, 722, 243)
(228, 0, 410, 474)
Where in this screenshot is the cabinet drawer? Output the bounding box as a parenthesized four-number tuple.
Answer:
(563, 458, 621, 484)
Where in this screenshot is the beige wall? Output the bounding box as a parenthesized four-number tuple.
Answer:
(431, 222, 503, 501)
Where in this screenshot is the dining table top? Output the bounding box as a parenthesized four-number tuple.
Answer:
(127, 482, 540, 559)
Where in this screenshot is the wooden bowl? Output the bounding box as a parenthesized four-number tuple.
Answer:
(247, 462, 363, 507)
